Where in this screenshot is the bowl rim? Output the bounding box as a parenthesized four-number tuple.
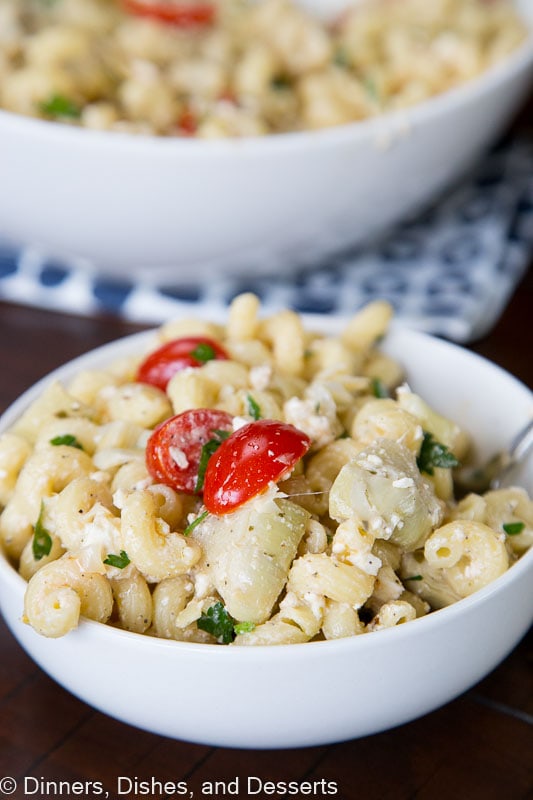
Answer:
(0, 9, 532, 157)
(0, 322, 531, 660)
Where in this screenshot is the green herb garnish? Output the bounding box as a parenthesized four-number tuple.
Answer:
(32, 503, 52, 561)
(333, 47, 350, 68)
(404, 575, 423, 582)
(49, 434, 84, 450)
(417, 432, 459, 476)
(197, 603, 255, 642)
(363, 75, 380, 103)
(234, 621, 256, 635)
(190, 342, 216, 363)
(39, 94, 81, 119)
(502, 521, 525, 536)
(271, 74, 291, 91)
(195, 429, 231, 492)
(370, 377, 389, 398)
(246, 394, 262, 420)
(183, 510, 208, 536)
(197, 601, 236, 644)
(103, 550, 130, 569)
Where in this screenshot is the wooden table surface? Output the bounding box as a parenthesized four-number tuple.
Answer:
(1, 140, 533, 798)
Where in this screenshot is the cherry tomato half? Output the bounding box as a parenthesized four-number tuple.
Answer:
(177, 107, 198, 136)
(137, 336, 229, 391)
(203, 419, 311, 515)
(146, 408, 234, 494)
(122, 0, 215, 26)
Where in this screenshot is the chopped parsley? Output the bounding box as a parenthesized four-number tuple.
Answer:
(370, 377, 389, 399)
(49, 433, 84, 450)
(404, 574, 423, 582)
(197, 602, 255, 643)
(502, 521, 525, 536)
(190, 342, 216, 363)
(195, 429, 231, 492)
(234, 621, 256, 635)
(32, 503, 52, 561)
(333, 47, 350, 68)
(362, 75, 380, 103)
(197, 602, 236, 644)
(103, 550, 130, 569)
(39, 94, 81, 119)
(246, 394, 262, 420)
(417, 432, 459, 476)
(183, 510, 208, 536)
(271, 74, 291, 91)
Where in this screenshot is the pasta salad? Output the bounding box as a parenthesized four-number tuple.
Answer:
(0, 294, 532, 645)
(0, 0, 527, 137)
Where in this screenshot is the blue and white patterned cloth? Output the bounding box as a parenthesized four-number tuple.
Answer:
(1, 138, 532, 343)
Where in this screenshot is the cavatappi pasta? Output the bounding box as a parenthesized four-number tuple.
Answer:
(0, 0, 527, 137)
(1, 294, 532, 644)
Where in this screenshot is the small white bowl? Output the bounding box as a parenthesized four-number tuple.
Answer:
(0, 1, 532, 283)
(0, 319, 531, 748)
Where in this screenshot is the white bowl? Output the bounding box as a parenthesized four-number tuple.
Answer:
(0, 319, 531, 749)
(1, 2, 533, 283)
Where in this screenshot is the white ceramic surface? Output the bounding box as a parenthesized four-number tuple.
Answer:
(0, 319, 531, 749)
(1, 1, 533, 282)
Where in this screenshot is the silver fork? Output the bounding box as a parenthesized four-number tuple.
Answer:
(454, 418, 533, 497)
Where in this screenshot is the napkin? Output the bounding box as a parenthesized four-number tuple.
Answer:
(1, 138, 532, 343)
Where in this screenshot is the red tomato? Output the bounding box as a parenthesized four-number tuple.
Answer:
(146, 408, 234, 494)
(177, 107, 198, 136)
(137, 336, 229, 391)
(122, 0, 215, 26)
(203, 419, 311, 515)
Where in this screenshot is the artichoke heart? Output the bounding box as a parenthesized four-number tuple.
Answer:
(329, 438, 443, 551)
(193, 497, 309, 623)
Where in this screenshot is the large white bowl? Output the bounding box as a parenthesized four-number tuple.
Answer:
(0, 318, 531, 749)
(1, 1, 533, 282)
